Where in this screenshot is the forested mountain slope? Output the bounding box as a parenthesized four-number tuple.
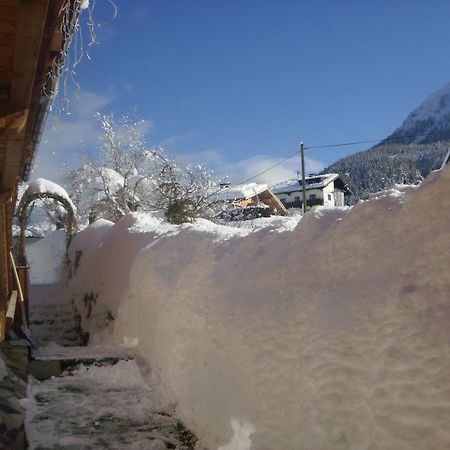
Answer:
(324, 142, 447, 199)
(323, 81, 450, 199)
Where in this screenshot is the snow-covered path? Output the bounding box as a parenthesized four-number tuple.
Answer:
(29, 284, 85, 347)
(26, 359, 197, 450)
(26, 284, 198, 450)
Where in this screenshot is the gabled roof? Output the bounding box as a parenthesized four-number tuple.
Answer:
(214, 183, 269, 201)
(271, 173, 346, 194)
(214, 182, 288, 215)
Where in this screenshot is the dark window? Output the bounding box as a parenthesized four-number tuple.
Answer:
(309, 194, 317, 200)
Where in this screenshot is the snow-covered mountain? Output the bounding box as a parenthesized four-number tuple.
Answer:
(323, 81, 450, 198)
(385, 80, 450, 144)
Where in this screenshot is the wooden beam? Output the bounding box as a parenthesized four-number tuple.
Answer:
(0, 103, 28, 131)
(2, 136, 23, 189)
(2, 0, 50, 190)
(6, 289, 17, 320)
(9, 0, 50, 109)
(0, 4, 17, 86)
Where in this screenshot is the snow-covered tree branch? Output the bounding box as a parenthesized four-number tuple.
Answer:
(66, 113, 219, 224)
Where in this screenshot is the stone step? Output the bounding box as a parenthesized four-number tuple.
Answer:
(29, 302, 85, 347)
(29, 345, 134, 380)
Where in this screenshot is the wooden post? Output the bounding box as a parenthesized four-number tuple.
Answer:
(17, 266, 30, 325)
(0, 311, 4, 342)
(300, 142, 307, 214)
(0, 191, 11, 341)
(10, 252, 28, 329)
(6, 291, 18, 331)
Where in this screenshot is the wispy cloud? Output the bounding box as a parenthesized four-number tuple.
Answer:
(172, 150, 324, 186)
(31, 90, 114, 182)
(32, 90, 324, 190)
(224, 154, 324, 186)
(159, 132, 198, 149)
(171, 149, 228, 179)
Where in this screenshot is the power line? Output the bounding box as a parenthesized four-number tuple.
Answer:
(209, 129, 436, 199)
(206, 149, 300, 200)
(232, 149, 300, 188)
(305, 131, 429, 150)
(306, 138, 381, 149)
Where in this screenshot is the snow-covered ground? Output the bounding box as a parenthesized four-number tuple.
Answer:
(26, 275, 199, 449)
(27, 166, 450, 449)
(26, 358, 197, 450)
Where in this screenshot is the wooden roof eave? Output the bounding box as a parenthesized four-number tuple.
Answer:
(0, 0, 73, 192)
(258, 189, 288, 215)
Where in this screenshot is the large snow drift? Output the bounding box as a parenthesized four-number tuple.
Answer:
(65, 166, 450, 449)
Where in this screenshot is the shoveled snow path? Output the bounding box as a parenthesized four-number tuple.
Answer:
(26, 285, 197, 450)
(29, 284, 84, 347)
(25, 358, 197, 450)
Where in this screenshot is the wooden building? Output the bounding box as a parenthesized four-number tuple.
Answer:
(0, 0, 80, 341)
(216, 182, 288, 220)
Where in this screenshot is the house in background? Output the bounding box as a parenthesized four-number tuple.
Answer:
(215, 182, 287, 220)
(272, 173, 352, 210)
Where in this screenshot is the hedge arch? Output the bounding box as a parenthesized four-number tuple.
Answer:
(17, 191, 77, 266)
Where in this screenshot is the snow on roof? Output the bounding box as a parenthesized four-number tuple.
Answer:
(214, 182, 269, 201)
(271, 173, 339, 194)
(25, 178, 76, 211)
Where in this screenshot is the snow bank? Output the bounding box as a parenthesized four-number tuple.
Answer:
(223, 215, 301, 232)
(66, 167, 450, 449)
(26, 229, 68, 284)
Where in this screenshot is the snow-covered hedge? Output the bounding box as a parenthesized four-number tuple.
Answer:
(64, 166, 450, 449)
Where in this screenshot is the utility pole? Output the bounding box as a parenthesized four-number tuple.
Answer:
(300, 142, 307, 214)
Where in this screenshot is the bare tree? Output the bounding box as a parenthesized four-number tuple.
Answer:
(66, 113, 218, 224)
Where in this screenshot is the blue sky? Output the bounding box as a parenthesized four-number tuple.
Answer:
(34, 0, 450, 185)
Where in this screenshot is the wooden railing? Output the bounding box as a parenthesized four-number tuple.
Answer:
(6, 290, 18, 329)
